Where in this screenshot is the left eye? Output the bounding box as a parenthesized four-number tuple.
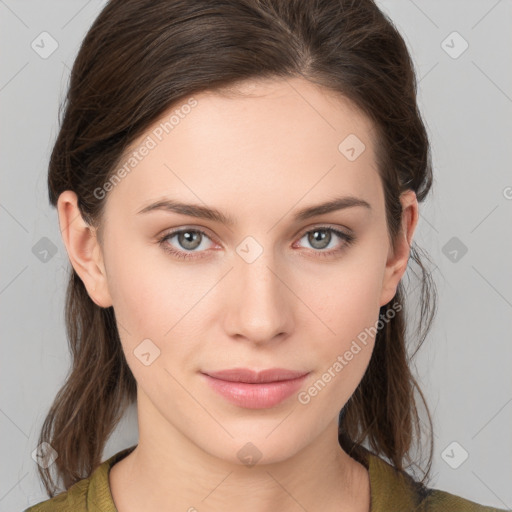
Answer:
(296, 227, 352, 251)
(158, 226, 355, 260)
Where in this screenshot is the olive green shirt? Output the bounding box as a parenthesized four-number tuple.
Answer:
(25, 445, 507, 511)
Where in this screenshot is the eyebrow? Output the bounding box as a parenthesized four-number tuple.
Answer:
(136, 195, 372, 226)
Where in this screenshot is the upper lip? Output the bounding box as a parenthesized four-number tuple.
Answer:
(203, 368, 309, 383)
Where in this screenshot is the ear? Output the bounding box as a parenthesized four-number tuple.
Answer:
(379, 189, 419, 307)
(57, 190, 113, 308)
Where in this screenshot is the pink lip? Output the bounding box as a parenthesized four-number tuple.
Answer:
(201, 368, 310, 409)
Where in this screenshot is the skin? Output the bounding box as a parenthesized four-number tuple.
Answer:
(58, 77, 418, 512)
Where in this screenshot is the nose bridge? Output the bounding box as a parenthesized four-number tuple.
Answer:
(227, 236, 291, 342)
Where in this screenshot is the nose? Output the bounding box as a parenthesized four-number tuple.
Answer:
(223, 250, 294, 345)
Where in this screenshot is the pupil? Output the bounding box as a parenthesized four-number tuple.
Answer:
(309, 229, 330, 249)
(181, 231, 200, 249)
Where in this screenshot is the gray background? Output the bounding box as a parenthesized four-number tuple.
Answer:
(1, 0, 511, 510)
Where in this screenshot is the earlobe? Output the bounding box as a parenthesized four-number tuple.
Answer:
(57, 190, 113, 308)
(379, 190, 419, 307)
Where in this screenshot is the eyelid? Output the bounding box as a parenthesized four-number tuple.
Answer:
(158, 223, 355, 260)
(292, 225, 355, 255)
(295, 222, 353, 239)
(158, 222, 352, 240)
(158, 225, 219, 244)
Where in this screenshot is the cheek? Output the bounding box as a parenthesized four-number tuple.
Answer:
(103, 232, 188, 331)
(295, 248, 385, 406)
(103, 238, 213, 372)
(104, 222, 386, 361)
(299, 275, 381, 411)
(303, 258, 385, 349)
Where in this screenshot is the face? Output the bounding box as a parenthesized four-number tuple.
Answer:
(60, 77, 417, 466)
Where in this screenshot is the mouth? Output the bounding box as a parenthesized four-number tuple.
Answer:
(200, 368, 310, 409)
(203, 367, 309, 383)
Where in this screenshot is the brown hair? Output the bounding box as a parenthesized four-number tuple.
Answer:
(39, 0, 437, 497)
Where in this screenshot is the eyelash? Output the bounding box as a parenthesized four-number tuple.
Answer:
(157, 226, 355, 261)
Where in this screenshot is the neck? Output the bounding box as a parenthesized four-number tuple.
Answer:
(109, 391, 370, 512)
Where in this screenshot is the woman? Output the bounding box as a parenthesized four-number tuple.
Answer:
(25, 0, 506, 510)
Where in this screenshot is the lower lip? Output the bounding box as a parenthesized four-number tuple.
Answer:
(201, 373, 309, 409)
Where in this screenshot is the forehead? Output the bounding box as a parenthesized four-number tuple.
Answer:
(103, 77, 382, 221)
